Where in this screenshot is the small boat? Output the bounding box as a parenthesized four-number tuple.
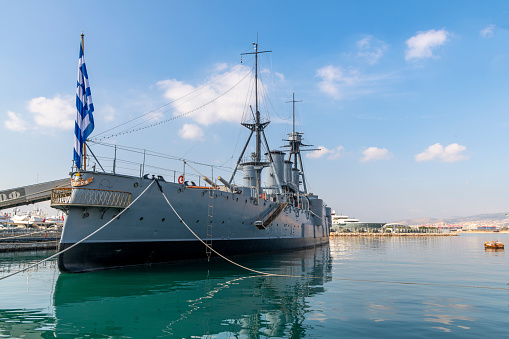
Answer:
(484, 241, 504, 249)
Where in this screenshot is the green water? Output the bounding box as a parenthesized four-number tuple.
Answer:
(1, 234, 508, 338)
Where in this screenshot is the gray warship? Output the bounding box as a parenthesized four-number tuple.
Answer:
(51, 43, 331, 272)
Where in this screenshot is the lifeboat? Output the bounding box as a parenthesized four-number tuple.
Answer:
(484, 241, 504, 249)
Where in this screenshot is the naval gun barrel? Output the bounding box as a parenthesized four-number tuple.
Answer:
(217, 176, 235, 192)
(202, 176, 218, 187)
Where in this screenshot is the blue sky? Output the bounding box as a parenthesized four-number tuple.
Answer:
(2, 1, 509, 222)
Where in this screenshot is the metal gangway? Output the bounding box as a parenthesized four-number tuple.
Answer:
(0, 178, 70, 210)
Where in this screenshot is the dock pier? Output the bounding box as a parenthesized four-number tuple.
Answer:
(0, 228, 61, 252)
(330, 232, 458, 237)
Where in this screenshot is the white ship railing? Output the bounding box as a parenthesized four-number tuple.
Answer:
(50, 188, 131, 208)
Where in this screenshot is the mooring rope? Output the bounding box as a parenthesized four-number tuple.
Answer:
(160, 190, 276, 276)
(0, 181, 155, 281)
(160, 187, 509, 291)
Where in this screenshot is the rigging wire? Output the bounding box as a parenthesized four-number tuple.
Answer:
(92, 66, 254, 141)
(93, 64, 247, 139)
(88, 140, 235, 173)
(179, 65, 252, 159)
(258, 57, 292, 122)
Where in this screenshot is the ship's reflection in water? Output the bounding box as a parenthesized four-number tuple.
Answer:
(3, 235, 508, 337)
(52, 244, 332, 338)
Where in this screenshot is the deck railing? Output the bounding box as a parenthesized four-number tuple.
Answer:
(51, 187, 131, 208)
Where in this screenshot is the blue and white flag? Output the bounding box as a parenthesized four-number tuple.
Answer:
(73, 41, 95, 170)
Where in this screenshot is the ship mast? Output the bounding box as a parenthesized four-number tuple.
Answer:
(228, 41, 273, 199)
(283, 93, 319, 195)
(242, 42, 271, 163)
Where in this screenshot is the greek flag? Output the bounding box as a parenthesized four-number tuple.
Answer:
(73, 41, 95, 170)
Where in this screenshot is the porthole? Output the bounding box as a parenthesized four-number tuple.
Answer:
(196, 220, 199, 223)
(140, 217, 144, 221)
(134, 182, 139, 188)
(236, 198, 239, 202)
(245, 199, 248, 203)
(222, 221, 225, 224)
(214, 194, 218, 198)
(161, 218, 165, 222)
(201, 192, 205, 197)
(178, 188, 182, 193)
(226, 196, 229, 200)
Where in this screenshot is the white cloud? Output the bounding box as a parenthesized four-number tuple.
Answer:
(102, 105, 116, 122)
(357, 36, 388, 65)
(28, 95, 75, 130)
(316, 64, 392, 100)
(405, 29, 449, 61)
(360, 147, 393, 162)
(214, 63, 228, 72)
(178, 123, 204, 140)
(275, 72, 285, 81)
(157, 64, 255, 126)
(415, 143, 469, 163)
(4, 111, 27, 131)
(480, 24, 495, 38)
(316, 65, 359, 99)
(306, 145, 344, 160)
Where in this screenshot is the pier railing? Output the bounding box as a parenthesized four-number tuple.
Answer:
(51, 188, 132, 208)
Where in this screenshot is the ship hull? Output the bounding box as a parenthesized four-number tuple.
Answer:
(55, 172, 331, 272)
(58, 237, 328, 272)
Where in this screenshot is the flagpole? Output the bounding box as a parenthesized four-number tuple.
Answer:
(81, 32, 87, 171)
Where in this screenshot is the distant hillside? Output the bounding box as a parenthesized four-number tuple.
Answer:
(395, 212, 509, 226)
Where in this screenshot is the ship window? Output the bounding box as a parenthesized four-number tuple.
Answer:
(236, 198, 238, 202)
(162, 218, 165, 222)
(196, 220, 199, 223)
(140, 217, 144, 221)
(134, 182, 139, 188)
(226, 196, 229, 200)
(245, 199, 247, 203)
(201, 192, 205, 197)
(222, 221, 225, 224)
(178, 189, 181, 193)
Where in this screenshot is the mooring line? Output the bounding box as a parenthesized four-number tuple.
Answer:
(160, 188, 509, 291)
(161, 190, 277, 276)
(0, 181, 155, 281)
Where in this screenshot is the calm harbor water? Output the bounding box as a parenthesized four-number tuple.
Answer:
(0, 233, 508, 338)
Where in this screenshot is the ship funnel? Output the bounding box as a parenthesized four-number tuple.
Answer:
(292, 168, 300, 189)
(266, 151, 285, 193)
(284, 160, 292, 184)
(242, 165, 256, 188)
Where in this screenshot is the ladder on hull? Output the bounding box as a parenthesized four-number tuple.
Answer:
(206, 189, 213, 259)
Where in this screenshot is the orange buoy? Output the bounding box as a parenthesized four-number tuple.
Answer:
(484, 241, 504, 249)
